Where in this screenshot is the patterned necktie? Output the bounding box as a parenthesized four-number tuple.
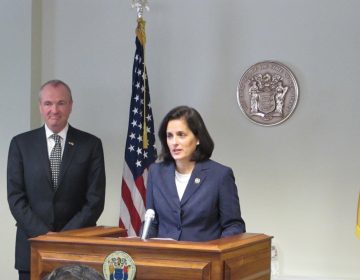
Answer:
(50, 134, 62, 190)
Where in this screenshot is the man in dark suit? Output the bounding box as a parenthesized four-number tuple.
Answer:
(7, 80, 106, 280)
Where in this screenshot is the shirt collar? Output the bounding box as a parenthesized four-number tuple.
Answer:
(45, 123, 69, 140)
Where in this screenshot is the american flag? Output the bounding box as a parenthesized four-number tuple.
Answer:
(119, 18, 157, 236)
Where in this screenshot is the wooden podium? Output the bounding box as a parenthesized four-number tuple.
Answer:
(30, 226, 272, 280)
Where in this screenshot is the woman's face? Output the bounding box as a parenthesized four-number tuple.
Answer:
(166, 118, 198, 164)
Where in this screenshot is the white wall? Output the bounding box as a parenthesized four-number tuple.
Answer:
(0, 1, 32, 279)
(1, 0, 359, 279)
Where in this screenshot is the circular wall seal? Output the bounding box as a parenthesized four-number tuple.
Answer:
(237, 61, 299, 126)
(103, 251, 136, 280)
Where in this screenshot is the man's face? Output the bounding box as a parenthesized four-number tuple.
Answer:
(39, 84, 73, 133)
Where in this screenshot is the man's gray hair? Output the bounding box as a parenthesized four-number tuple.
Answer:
(39, 79, 73, 102)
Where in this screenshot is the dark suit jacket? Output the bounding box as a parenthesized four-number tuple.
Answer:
(146, 159, 245, 241)
(7, 125, 106, 271)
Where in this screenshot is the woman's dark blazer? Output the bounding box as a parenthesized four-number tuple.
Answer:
(146, 159, 245, 241)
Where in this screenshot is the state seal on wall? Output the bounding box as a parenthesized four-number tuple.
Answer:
(237, 61, 299, 126)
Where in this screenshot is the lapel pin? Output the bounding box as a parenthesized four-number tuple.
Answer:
(68, 141, 74, 146)
(194, 178, 200, 184)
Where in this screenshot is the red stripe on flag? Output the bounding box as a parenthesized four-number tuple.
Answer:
(121, 178, 142, 234)
(118, 218, 127, 236)
(135, 175, 146, 206)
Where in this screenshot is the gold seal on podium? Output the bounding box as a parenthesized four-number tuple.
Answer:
(103, 251, 136, 280)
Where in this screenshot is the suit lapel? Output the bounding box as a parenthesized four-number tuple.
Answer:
(162, 163, 182, 206)
(38, 126, 53, 186)
(180, 161, 209, 206)
(58, 126, 77, 187)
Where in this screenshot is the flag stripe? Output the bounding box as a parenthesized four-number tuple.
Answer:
(123, 162, 146, 217)
(135, 175, 146, 204)
(122, 180, 142, 234)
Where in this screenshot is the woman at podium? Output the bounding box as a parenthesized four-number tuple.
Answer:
(145, 106, 246, 241)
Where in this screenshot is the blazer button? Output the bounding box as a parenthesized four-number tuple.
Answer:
(177, 225, 181, 230)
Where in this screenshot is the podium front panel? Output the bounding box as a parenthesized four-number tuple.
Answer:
(31, 226, 271, 280)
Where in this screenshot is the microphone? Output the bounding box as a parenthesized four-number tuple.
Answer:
(141, 209, 155, 240)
